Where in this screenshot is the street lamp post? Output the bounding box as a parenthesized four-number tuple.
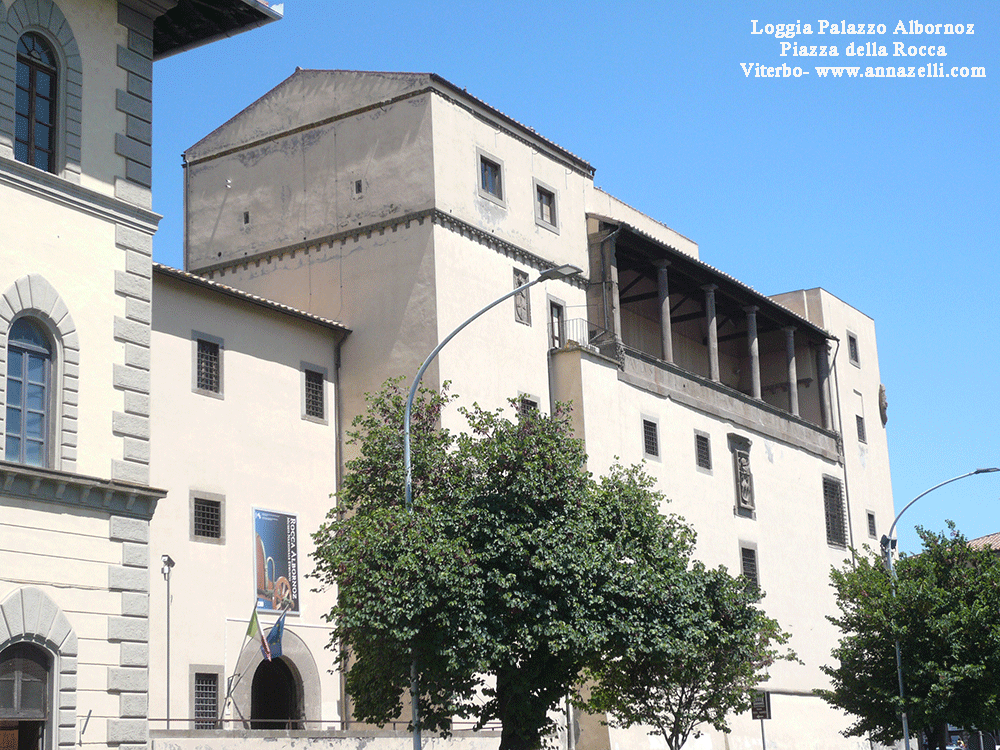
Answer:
(161, 554, 175, 730)
(402, 264, 582, 750)
(879, 467, 999, 750)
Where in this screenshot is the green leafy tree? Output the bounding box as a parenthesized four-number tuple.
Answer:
(818, 525, 1000, 749)
(581, 497, 792, 750)
(313, 380, 790, 750)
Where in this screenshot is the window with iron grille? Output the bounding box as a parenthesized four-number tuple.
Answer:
(741, 547, 759, 589)
(823, 476, 847, 547)
(196, 339, 220, 393)
(305, 369, 324, 419)
(695, 432, 712, 471)
(642, 419, 659, 458)
(193, 498, 222, 539)
(848, 333, 860, 366)
(856, 414, 867, 444)
(517, 396, 539, 417)
(867, 511, 877, 539)
(193, 673, 218, 729)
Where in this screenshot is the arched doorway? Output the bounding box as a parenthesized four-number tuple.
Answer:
(250, 658, 300, 729)
(0, 642, 50, 750)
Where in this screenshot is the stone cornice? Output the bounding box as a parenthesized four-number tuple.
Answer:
(0, 461, 166, 520)
(197, 208, 589, 290)
(0, 158, 160, 233)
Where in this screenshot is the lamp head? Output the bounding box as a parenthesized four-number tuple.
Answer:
(537, 264, 582, 282)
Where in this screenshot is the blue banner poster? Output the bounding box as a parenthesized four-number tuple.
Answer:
(253, 508, 299, 612)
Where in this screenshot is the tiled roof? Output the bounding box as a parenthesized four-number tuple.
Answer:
(968, 532, 1000, 551)
(153, 263, 350, 334)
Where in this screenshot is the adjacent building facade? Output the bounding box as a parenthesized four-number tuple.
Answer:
(0, 2, 279, 750)
(171, 70, 895, 750)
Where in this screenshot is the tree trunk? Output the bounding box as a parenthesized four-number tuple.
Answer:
(496, 668, 548, 750)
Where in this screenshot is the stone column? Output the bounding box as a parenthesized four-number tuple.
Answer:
(703, 285, 720, 382)
(744, 306, 761, 399)
(817, 342, 833, 430)
(784, 327, 799, 416)
(655, 259, 673, 364)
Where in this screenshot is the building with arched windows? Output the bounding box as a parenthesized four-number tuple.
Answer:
(0, 3, 280, 750)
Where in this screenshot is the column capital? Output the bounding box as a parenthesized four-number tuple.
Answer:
(653, 258, 672, 269)
(743, 305, 759, 315)
(783, 325, 796, 334)
(701, 283, 718, 293)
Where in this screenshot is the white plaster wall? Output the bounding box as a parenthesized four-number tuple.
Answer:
(66, 0, 127, 195)
(149, 275, 342, 728)
(0, 181, 124, 477)
(552, 345, 863, 747)
(429, 94, 590, 273)
(184, 94, 435, 270)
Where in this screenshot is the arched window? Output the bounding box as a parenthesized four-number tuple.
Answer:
(5, 318, 53, 467)
(0, 642, 51, 750)
(15, 32, 57, 173)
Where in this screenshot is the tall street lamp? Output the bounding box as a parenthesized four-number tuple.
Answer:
(879, 467, 999, 750)
(161, 554, 175, 730)
(402, 263, 582, 750)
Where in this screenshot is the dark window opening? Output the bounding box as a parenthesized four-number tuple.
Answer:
(304, 370, 324, 419)
(824, 477, 847, 547)
(250, 658, 299, 730)
(642, 419, 658, 458)
(194, 673, 218, 729)
(193, 498, 222, 539)
(867, 511, 877, 539)
(480, 157, 502, 200)
(740, 547, 759, 589)
(856, 414, 867, 444)
(197, 339, 221, 393)
(536, 186, 555, 225)
(848, 333, 860, 366)
(695, 433, 712, 470)
(15, 33, 57, 173)
(549, 302, 564, 349)
(0, 642, 50, 750)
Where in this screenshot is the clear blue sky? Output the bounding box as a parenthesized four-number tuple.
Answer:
(150, 0, 1000, 555)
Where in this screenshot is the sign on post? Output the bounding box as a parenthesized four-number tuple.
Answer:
(751, 690, 772, 720)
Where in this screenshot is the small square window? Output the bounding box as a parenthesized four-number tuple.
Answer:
(194, 336, 222, 396)
(856, 414, 867, 444)
(867, 511, 877, 539)
(517, 395, 539, 417)
(695, 432, 712, 471)
(193, 498, 221, 539)
(305, 369, 324, 419)
(193, 672, 219, 729)
(824, 476, 847, 548)
(190, 492, 225, 544)
(477, 150, 506, 207)
(847, 333, 860, 367)
(740, 546, 759, 589)
(642, 419, 659, 459)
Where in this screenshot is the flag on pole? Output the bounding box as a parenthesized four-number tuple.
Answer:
(247, 607, 272, 661)
(265, 611, 287, 660)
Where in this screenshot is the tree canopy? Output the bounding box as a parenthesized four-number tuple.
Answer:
(818, 525, 1000, 749)
(312, 380, 789, 750)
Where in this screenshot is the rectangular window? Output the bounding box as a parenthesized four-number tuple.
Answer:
(867, 511, 877, 539)
(741, 547, 759, 589)
(193, 673, 218, 729)
(695, 432, 712, 471)
(847, 333, 860, 366)
(642, 419, 659, 458)
(196, 338, 221, 394)
(517, 395, 539, 417)
(856, 414, 867, 444)
(304, 369, 325, 419)
(193, 498, 222, 539)
(823, 476, 847, 548)
(549, 301, 564, 349)
(537, 187, 554, 224)
(480, 155, 503, 200)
